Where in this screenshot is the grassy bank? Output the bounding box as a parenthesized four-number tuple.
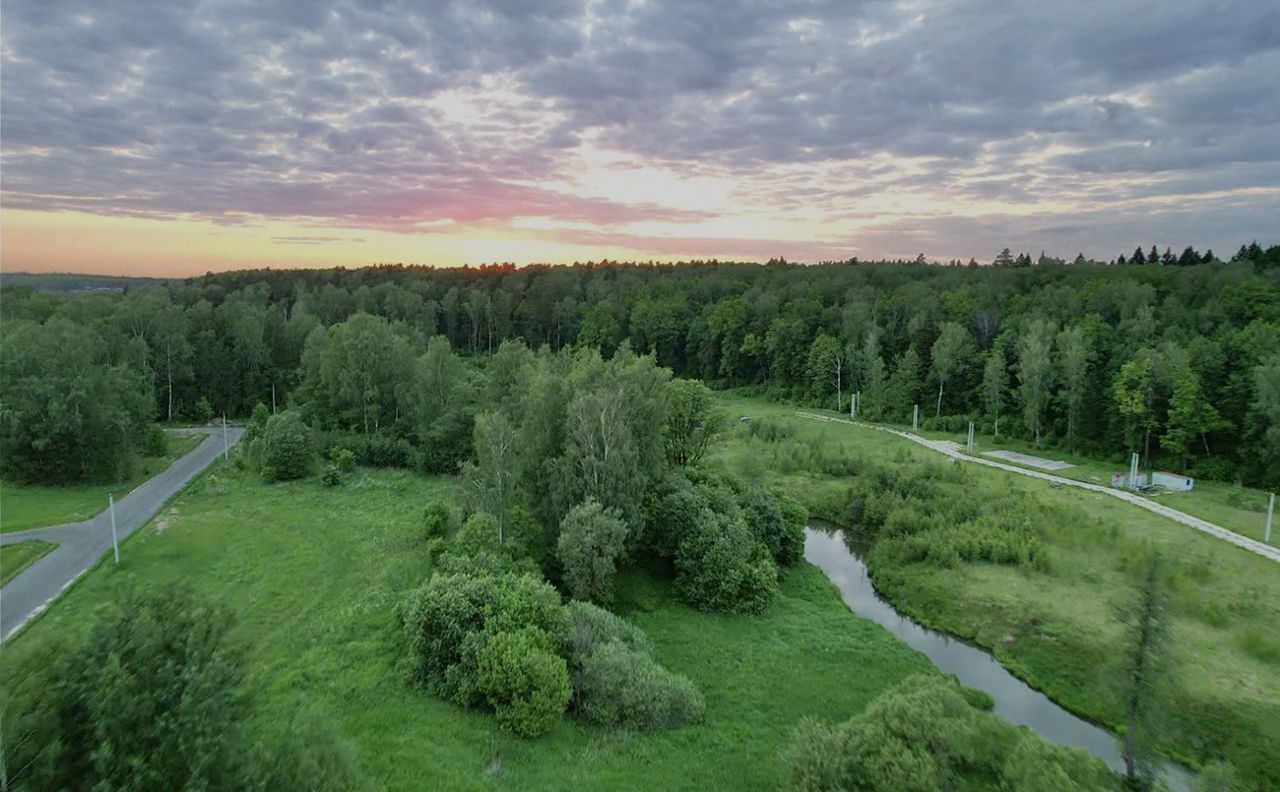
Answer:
(1, 431, 204, 533)
(710, 392, 1280, 789)
(0, 539, 57, 586)
(1, 461, 954, 791)
(904, 421, 1275, 544)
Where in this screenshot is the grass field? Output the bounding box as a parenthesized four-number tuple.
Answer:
(1, 461, 954, 791)
(1, 432, 204, 533)
(0, 539, 57, 586)
(904, 422, 1276, 544)
(711, 392, 1280, 787)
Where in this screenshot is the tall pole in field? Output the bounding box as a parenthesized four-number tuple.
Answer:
(222, 415, 229, 461)
(967, 421, 975, 453)
(1266, 492, 1275, 544)
(852, 392, 858, 419)
(913, 404, 919, 431)
(1129, 452, 1140, 491)
(109, 493, 120, 564)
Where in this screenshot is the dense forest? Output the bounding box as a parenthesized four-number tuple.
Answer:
(2, 242, 1278, 489)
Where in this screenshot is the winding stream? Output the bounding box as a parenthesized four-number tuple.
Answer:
(805, 522, 1192, 792)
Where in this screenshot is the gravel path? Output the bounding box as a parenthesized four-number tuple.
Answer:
(795, 411, 1280, 564)
(0, 427, 245, 642)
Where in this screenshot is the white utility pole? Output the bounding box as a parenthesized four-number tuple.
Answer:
(851, 391, 858, 419)
(967, 421, 975, 453)
(912, 404, 919, 431)
(109, 493, 120, 564)
(222, 415, 229, 460)
(1129, 452, 1140, 491)
(1266, 492, 1275, 544)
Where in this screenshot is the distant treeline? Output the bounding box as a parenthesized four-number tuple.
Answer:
(1, 242, 1277, 487)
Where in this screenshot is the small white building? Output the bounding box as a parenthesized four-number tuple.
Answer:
(1152, 472, 1194, 492)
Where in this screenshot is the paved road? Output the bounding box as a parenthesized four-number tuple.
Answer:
(795, 411, 1280, 564)
(0, 427, 244, 642)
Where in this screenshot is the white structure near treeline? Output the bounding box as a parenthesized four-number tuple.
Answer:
(1152, 472, 1195, 491)
(1109, 471, 1195, 491)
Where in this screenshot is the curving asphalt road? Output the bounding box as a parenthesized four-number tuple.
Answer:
(0, 426, 244, 642)
(795, 411, 1280, 564)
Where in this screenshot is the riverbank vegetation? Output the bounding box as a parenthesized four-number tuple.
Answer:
(712, 394, 1280, 789)
(4, 351, 1123, 790)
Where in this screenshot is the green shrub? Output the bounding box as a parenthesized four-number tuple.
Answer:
(401, 570, 571, 705)
(473, 627, 571, 737)
(245, 402, 271, 444)
(454, 511, 501, 556)
(557, 499, 629, 603)
(187, 396, 215, 424)
(143, 424, 168, 456)
(574, 640, 704, 731)
(568, 600, 652, 659)
(783, 675, 988, 792)
(17, 588, 249, 790)
(642, 472, 703, 559)
(674, 509, 778, 614)
(320, 463, 341, 487)
(331, 447, 356, 473)
(1000, 736, 1117, 792)
(743, 486, 807, 567)
(401, 572, 495, 693)
(423, 500, 452, 539)
(260, 411, 315, 481)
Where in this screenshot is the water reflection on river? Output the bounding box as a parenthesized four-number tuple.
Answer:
(804, 522, 1191, 792)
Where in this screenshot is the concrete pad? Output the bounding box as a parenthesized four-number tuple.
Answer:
(981, 449, 1074, 471)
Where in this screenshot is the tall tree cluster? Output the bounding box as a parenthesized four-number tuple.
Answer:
(2, 246, 1277, 487)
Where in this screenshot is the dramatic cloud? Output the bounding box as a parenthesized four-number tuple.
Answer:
(2, 0, 1277, 268)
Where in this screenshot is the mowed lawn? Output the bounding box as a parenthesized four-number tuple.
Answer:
(1, 431, 204, 533)
(0, 539, 57, 586)
(1, 460, 936, 791)
(712, 392, 1280, 784)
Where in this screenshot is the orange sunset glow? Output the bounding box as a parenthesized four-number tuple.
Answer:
(3, 1, 1278, 274)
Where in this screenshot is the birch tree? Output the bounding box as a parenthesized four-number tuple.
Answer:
(1016, 318, 1056, 447)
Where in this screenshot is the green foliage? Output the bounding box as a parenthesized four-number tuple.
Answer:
(0, 317, 154, 484)
(663, 377, 725, 466)
(454, 511, 501, 557)
(674, 509, 778, 614)
(743, 486, 806, 567)
(557, 499, 629, 603)
(573, 639, 705, 731)
(331, 446, 356, 473)
(422, 499, 452, 539)
(781, 674, 1113, 792)
(321, 463, 341, 487)
(567, 600, 653, 658)
(37, 587, 244, 789)
(400, 568, 573, 735)
(472, 627, 571, 737)
(260, 411, 315, 481)
(1001, 736, 1119, 792)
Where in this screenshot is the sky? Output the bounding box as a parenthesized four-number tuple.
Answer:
(2, 0, 1278, 276)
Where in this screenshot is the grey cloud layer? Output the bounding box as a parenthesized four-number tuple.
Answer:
(2, 0, 1277, 257)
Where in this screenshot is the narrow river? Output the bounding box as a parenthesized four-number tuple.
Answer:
(804, 523, 1192, 792)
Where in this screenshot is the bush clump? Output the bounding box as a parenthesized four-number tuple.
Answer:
(780, 674, 1114, 792)
(675, 509, 778, 614)
(473, 627, 572, 738)
(259, 411, 315, 481)
(557, 499, 629, 604)
(422, 499, 452, 539)
(574, 640, 705, 731)
(401, 570, 572, 737)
